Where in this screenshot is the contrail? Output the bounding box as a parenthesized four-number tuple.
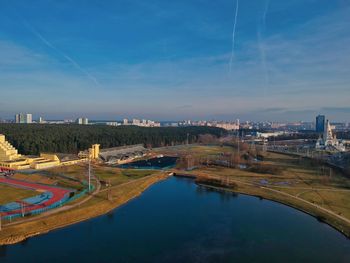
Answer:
(258, 0, 270, 97)
(263, 0, 270, 28)
(22, 20, 99, 86)
(257, 30, 269, 94)
(229, 0, 239, 74)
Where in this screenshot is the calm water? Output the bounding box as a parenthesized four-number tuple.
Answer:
(1, 177, 350, 263)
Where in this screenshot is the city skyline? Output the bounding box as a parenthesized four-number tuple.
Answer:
(1, 0, 350, 121)
(2, 112, 349, 129)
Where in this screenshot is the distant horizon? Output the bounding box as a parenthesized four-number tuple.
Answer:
(0, 112, 349, 124)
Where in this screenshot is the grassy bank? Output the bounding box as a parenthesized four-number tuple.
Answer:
(0, 171, 169, 245)
(193, 174, 350, 237)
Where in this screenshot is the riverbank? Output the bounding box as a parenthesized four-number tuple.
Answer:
(158, 144, 350, 238)
(0, 172, 170, 245)
(177, 172, 350, 238)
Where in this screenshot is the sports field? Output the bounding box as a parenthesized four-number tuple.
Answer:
(0, 177, 72, 216)
(0, 184, 38, 205)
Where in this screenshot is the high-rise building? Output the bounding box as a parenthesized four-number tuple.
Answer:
(82, 118, 89, 125)
(123, 118, 129, 125)
(316, 115, 325, 133)
(133, 119, 140, 125)
(15, 113, 32, 124)
(76, 117, 89, 125)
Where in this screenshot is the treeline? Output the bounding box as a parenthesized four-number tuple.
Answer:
(270, 133, 319, 141)
(0, 124, 226, 155)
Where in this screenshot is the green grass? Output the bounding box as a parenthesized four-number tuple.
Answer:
(121, 169, 156, 178)
(0, 184, 38, 205)
(92, 166, 160, 188)
(155, 144, 235, 158)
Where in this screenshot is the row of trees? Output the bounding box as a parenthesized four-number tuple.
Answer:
(0, 124, 226, 155)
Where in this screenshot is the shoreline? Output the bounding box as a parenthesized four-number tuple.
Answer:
(197, 182, 350, 239)
(192, 176, 350, 239)
(2, 171, 349, 246)
(0, 173, 170, 246)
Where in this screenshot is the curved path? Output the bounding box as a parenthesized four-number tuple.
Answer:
(197, 172, 350, 225)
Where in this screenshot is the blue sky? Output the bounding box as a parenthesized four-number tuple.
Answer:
(0, 0, 349, 121)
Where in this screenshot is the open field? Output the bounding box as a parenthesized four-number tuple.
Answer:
(48, 164, 160, 189)
(47, 164, 87, 182)
(94, 166, 159, 187)
(0, 185, 38, 205)
(154, 144, 236, 158)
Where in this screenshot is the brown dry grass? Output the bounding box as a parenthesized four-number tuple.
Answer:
(12, 173, 57, 185)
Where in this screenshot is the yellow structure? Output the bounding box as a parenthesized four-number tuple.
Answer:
(78, 144, 100, 160)
(0, 134, 70, 170)
(0, 134, 22, 161)
(30, 153, 60, 169)
(60, 158, 88, 166)
(91, 144, 100, 159)
(40, 153, 60, 162)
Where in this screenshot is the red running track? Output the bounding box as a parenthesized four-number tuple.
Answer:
(0, 177, 72, 216)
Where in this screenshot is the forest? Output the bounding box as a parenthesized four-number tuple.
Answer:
(0, 124, 226, 155)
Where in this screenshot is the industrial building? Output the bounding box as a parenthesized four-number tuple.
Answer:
(78, 144, 147, 164)
(100, 144, 147, 164)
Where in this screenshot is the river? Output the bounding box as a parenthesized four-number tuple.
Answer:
(1, 177, 349, 263)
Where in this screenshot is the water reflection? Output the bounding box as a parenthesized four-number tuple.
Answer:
(0, 246, 7, 258)
(2, 177, 350, 263)
(19, 238, 28, 247)
(106, 212, 115, 222)
(196, 185, 238, 202)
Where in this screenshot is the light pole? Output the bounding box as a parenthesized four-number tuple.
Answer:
(21, 203, 25, 217)
(88, 152, 91, 192)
